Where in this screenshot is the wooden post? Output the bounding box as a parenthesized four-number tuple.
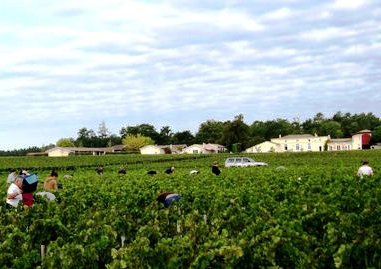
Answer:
(41, 245, 46, 261)
(121, 235, 126, 247)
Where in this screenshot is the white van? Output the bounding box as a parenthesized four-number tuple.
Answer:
(224, 157, 268, 167)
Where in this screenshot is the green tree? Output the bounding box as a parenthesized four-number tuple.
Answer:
(172, 131, 195, 145)
(157, 126, 173, 145)
(56, 138, 75, 147)
(319, 121, 343, 138)
(370, 125, 381, 144)
(195, 119, 224, 144)
(120, 124, 159, 141)
(122, 134, 155, 152)
(221, 114, 250, 150)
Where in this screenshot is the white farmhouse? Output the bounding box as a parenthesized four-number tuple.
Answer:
(140, 145, 166, 155)
(182, 143, 226, 154)
(270, 134, 329, 152)
(246, 141, 281, 153)
(327, 133, 363, 151)
(140, 144, 187, 155)
(46, 147, 74, 157)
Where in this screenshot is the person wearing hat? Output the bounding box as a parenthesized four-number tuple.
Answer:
(6, 177, 23, 208)
(165, 166, 175, 174)
(357, 160, 374, 178)
(212, 161, 221, 176)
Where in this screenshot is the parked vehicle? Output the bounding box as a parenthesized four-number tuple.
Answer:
(224, 157, 268, 167)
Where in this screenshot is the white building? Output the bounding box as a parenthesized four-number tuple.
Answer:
(140, 144, 187, 155)
(247, 130, 371, 153)
(46, 147, 112, 157)
(245, 141, 281, 153)
(182, 143, 226, 154)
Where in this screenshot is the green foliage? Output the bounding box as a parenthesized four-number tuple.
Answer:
(122, 134, 155, 152)
(0, 151, 381, 268)
(371, 125, 381, 144)
(56, 138, 75, 148)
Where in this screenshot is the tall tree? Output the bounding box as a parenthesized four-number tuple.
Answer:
(120, 124, 159, 141)
(98, 121, 110, 139)
(319, 121, 343, 138)
(195, 119, 224, 144)
(157, 126, 173, 145)
(122, 134, 154, 152)
(56, 138, 75, 147)
(221, 114, 250, 150)
(172, 130, 195, 145)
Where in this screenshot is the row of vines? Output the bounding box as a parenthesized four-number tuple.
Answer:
(1, 150, 380, 268)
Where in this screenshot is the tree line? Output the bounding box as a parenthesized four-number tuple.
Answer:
(1, 112, 381, 156)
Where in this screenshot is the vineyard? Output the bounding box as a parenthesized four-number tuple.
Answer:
(1, 150, 381, 268)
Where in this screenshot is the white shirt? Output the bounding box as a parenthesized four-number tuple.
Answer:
(7, 172, 17, 184)
(357, 165, 373, 178)
(6, 183, 23, 207)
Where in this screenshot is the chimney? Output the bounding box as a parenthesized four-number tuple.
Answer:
(279, 134, 281, 138)
(314, 133, 317, 137)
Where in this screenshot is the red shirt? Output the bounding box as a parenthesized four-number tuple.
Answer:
(22, 193, 34, 207)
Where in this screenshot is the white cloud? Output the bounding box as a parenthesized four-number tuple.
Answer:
(299, 27, 357, 41)
(0, 0, 380, 150)
(333, 0, 367, 9)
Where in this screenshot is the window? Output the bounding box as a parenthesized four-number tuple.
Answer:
(296, 144, 299, 150)
(228, 158, 235, 163)
(243, 158, 249, 163)
(329, 146, 332, 151)
(308, 143, 311, 150)
(284, 144, 288, 150)
(337, 146, 341, 150)
(193, 150, 198, 154)
(235, 158, 242, 163)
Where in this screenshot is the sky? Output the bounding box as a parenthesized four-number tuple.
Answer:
(1, 0, 380, 150)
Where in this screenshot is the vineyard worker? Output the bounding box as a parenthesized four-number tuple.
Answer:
(44, 171, 59, 191)
(165, 166, 175, 174)
(96, 165, 104, 176)
(157, 192, 181, 208)
(7, 169, 17, 186)
(6, 177, 23, 208)
(212, 161, 221, 176)
(357, 160, 374, 178)
(147, 170, 157, 176)
(118, 166, 127, 175)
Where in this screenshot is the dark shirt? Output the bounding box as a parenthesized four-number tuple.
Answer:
(212, 165, 221, 175)
(165, 167, 174, 174)
(147, 170, 157, 176)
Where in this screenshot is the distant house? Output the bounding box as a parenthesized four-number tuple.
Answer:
(140, 144, 187, 155)
(327, 132, 364, 151)
(181, 143, 226, 154)
(246, 141, 281, 153)
(46, 147, 74, 157)
(46, 147, 113, 157)
(247, 130, 372, 153)
(111, 145, 126, 152)
(270, 134, 329, 152)
(140, 145, 166, 155)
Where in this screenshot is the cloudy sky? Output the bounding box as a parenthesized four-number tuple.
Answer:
(1, 0, 380, 150)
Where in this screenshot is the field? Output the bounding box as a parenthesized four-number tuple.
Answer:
(1, 150, 381, 269)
